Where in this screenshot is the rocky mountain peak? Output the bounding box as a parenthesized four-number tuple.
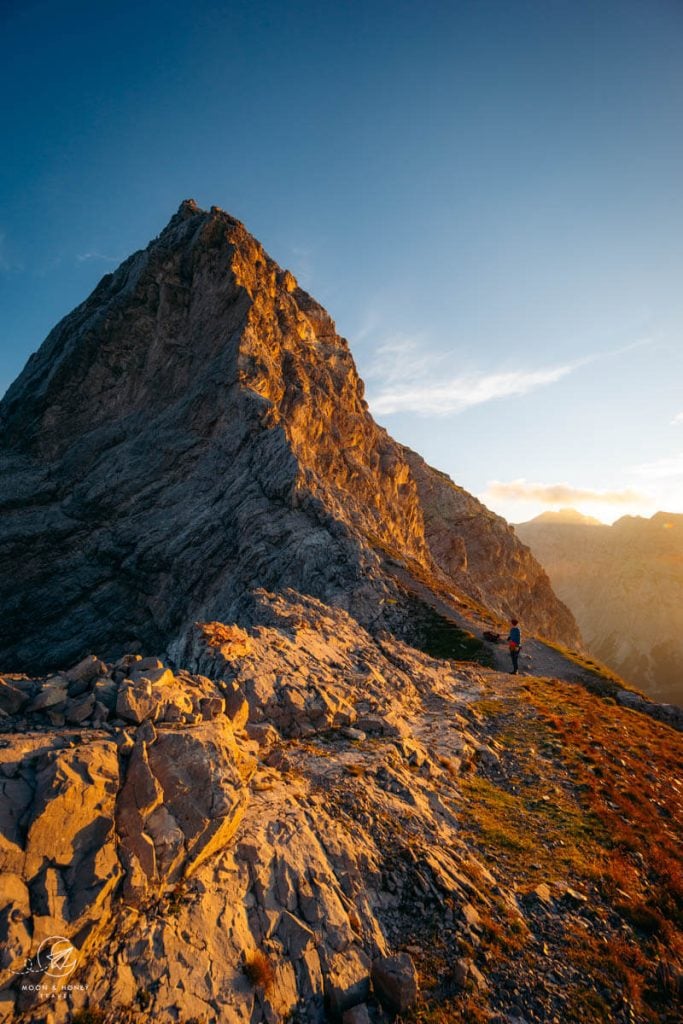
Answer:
(525, 508, 604, 526)
(0, 203, 578, 672)
(1, 206, 680, 1024)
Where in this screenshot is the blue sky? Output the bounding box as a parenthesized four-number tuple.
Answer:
(2, 0, 682, 523)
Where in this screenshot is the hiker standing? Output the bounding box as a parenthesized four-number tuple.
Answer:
(507, 619, 521, 674)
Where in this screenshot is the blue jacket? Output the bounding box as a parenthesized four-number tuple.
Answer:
(508, 626, 521, 647)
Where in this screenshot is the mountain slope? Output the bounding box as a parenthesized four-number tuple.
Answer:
(0, 205, 681, 1024)
(0, 201, 578, 672)
(0, 598, 681, 1024)
(516, 511, 683, 706)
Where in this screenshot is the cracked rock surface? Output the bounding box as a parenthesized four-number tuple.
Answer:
(1, 593, 680, 1023)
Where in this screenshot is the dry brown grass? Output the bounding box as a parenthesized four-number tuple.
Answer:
(521, 677, 683, 1018)
(399, 993, 490, 1024)
(243, 948, 275, 991)
(449, 678, 683, 1022)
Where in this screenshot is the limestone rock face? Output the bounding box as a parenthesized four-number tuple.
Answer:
(0, 594, 680, 1023)
(516, 511, 683, 705)
(404, 447, 579, 642)
(0, 656, 252, 1016)
(0, 600, 501, 1022)
(0, 201, 577, 673)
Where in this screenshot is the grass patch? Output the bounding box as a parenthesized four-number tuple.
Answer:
(400, 993, 490, 1024)
(460, 775, 534, 853)
(521, 676, 683, 1018)
(411, 602, 493, 666)
(469, 698, 506, 719)
(453, 680, 682, 1022)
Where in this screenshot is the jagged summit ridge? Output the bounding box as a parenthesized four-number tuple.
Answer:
(0, 202, 578, 671)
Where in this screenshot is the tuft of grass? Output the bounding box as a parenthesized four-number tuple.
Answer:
(469, 698, 506, 719)
(565, 984, 612, 1023)
(399, 993, 490, 1024)
(243, 948, 275, 991)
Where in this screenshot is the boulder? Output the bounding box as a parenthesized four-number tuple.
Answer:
(116, 679, 158, 724)
(155, 684, 194, 723)
(461, 902, 482, 927)
(130, 665, 175, 687)
(0, 872, 31, 972)
(117, 720, 247, 891)
(93, 676, 118, 710)
(20, 740, 122, 935)
(324, 948, 371, 1016)
(26, 680, 68, 713)
(0, 678, 30, 715)
(530, 883, 552, 906)
(65, 655, 108, 689)
(246, 722, 280, 749)
(134, 656, 165, 673)
(371, 952, 418, 1012)
(342, 1005, 372, 1024)
(452, 958, 470, 987)
(198, 695, 225, 720)
(199, 622, 254, 660)
(65, 692, 96, 723)
(223, 681, 250, 730)
(356, 712, 409, 739)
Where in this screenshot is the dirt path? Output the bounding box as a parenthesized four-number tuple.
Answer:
(386, 561, 682, 730)
(488, 636, 584, 681)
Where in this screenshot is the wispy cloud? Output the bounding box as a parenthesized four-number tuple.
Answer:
(484, 479, 646, 505)
(364, 335, 652, 418)
(632, 454, 683, 480)
(369, 359, 579, 416)
(365, 334, 445, 384)
(76, 251, 119, 264)
(671, 412, 683, 426)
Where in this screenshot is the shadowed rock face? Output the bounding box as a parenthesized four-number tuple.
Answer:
(0, 201, 578, 672)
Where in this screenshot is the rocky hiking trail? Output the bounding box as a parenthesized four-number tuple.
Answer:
(385, 561, 682, 733)
(1, 592, 681, 1024)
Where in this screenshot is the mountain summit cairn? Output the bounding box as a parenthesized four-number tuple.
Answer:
(0, 201, 576, 672)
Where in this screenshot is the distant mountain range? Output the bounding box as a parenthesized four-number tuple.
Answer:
(516, 509, 683, 706)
